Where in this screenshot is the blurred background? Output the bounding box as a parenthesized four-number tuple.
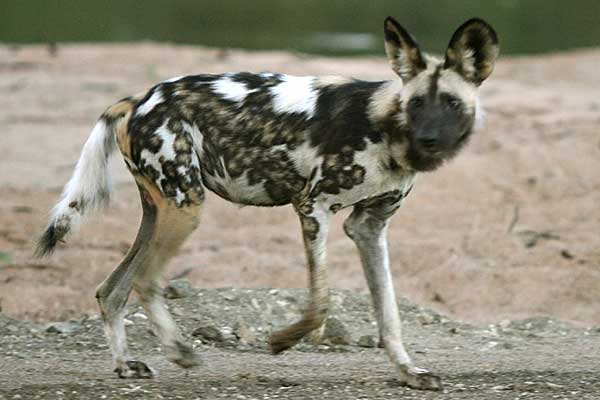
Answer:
(1, 0, 599, 55)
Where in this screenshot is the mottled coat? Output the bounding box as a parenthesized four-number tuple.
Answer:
(37, 17, 499, 390)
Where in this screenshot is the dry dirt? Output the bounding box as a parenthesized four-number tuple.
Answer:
(1, 287, 600, 399)
(0, 44, 599, 398)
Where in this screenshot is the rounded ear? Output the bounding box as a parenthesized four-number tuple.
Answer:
(384, 16, 426, 82)
(444, 18, 499, 86)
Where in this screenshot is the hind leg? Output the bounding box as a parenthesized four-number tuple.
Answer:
(131, 181, 202, 369)
(95, 185, 158, 378)
(96, 175, 203, 378)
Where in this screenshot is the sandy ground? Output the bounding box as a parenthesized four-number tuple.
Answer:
(0, 43, 599, 327)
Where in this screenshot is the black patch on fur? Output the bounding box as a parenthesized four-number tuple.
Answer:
(428, 65, 442, 100)
(392, 66, 477, 173)
(231, 72, 269, 90)
(34, 224, 69, 257)
(383, 17, 427, 76)
(329, 203, 343, 213)
(311, 80, 384, 152)
(444, 18, 499, 84)
(354, 189, 403, 211)
(300, 215, 320, 242)
(307, 81, 386, 197)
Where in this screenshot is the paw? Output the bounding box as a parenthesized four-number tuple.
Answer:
(269, 333, 294, 355)
(269, 329, 302, 354)
(115, 360, 155, 379)
(168, 341, 202, 369)
(398, 367, 443, 391)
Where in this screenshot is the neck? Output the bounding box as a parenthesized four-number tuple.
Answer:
(366, 80, 415, 173)
(367, 80, 403, 126)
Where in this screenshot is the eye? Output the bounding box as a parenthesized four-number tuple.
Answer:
(445, 96, 462, 110)
(408, 96, 425, 109)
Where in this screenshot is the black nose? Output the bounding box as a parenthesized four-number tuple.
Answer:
(418, 137, 437, 149)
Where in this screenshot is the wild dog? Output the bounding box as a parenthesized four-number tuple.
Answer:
(36, 17, 498, 390)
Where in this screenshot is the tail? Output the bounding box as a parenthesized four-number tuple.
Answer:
(35, 97, 137, 257)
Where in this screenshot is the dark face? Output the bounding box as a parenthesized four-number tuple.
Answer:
(404, 79, 475, 172)
(383, 16, 499, 172)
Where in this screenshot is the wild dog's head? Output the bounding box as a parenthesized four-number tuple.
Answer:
(383, 17, 499, 172)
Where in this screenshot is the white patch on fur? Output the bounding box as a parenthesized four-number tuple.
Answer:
(139, 122, 173, 186)
(460, 48, 477, 79)
(399, 58, 441, 102)
(368, 80, 403, 122)
(212, 76, 256, 103)
(355, 221, 413, 367)
(155, 122, 177, 160)
(51, 118, 115, 232)
(314, 145, 415, 210)
(270, 75, 318, 118)
(202, 161, 271, 205)
(182, 121, 203, 165)
(139, 119, 196, 205)
(314, 75, 353, 87)
(396, 50, 415, 80)
(286, 141, 321, 178)
(139, 148, 165, 183)
(136, 90, 164, 116)
(103, 309, 129, 366)
(145, 295, 179, 350)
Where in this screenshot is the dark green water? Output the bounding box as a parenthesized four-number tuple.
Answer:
(1, 0, 599, 55)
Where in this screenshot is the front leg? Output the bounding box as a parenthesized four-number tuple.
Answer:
(344, 192, 442, 391)
(269, 201, 330, 353)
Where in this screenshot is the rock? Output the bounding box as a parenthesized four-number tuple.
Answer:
(323, 316, 351, 345)
(223, 292, 238, 302)
(221, 326, 235, 339)
(514, 381, 564, 392)
(170, 306, 185, 317)
(305, 324, 325, 344)
(492, 384, 514, 391)
(192, 325, 224, 342)
(417, 313, 436, 325)
(233, 321, 257, 345)
(483, 340, 513, 351)
(130, 312, 148, 320)
(357, 334, 377, 348)
(499, 319, 511, 329)
(510, 316, 556, 331)
(250, 298, 261, 309)
(560, 249, 575, 260)
(164, 279, 193, 299)
(545, 382, 564, 390)
(45, 321, 81, 335)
